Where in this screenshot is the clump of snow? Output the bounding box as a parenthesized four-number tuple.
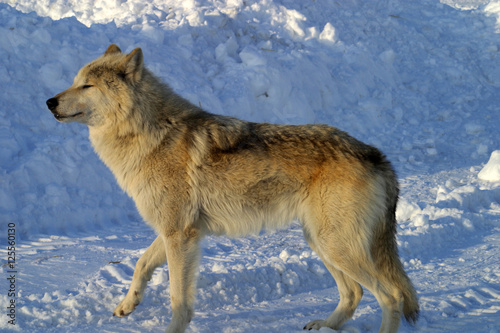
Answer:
(319, 22, 337, 44)
(478, 150, 500, 182)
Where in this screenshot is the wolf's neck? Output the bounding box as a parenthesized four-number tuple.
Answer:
(88, 121, 159, 194)
(87, 70, 200, 194)
(87, 77, 173, 193)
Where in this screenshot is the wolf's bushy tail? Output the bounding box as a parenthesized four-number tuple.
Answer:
(373, 165, 420, 324)
(389, 243, 420, 324)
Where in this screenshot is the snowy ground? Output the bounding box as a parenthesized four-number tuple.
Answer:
(0, 0, 499, 332)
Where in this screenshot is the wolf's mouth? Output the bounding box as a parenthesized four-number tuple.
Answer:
(54, 112, 83, 120)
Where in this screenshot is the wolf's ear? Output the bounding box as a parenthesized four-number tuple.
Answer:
(118, 48, 143, 84)
(104, 44, 122, 55)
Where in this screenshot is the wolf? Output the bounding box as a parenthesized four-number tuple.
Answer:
(46, 44, 419, 333)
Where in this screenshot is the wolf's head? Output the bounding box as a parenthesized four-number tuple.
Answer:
(46, 44, 144, 127)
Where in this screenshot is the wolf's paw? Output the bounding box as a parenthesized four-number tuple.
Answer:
(303, 319, 328, 330)
(113, 290, 141, 317)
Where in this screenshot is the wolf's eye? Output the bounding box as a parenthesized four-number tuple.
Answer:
(82, 85, 93, 89)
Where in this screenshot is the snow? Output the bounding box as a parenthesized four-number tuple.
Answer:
(0, 0, 499, 332)
(479, 150, 500, 182)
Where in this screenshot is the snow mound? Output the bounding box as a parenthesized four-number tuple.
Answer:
(478, 150, 500, 182)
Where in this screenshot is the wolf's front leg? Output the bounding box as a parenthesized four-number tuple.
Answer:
(163, 227, 202, 333)
(114, 236, 166, 317)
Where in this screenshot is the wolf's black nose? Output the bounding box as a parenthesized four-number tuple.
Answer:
(46, 98, 58, 111)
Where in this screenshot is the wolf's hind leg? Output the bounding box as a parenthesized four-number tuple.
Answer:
(304, 265, 363, 330)
(311, 231, 405, 333)
(113, 236, 166, 317)
(303, 235, 363, 330)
